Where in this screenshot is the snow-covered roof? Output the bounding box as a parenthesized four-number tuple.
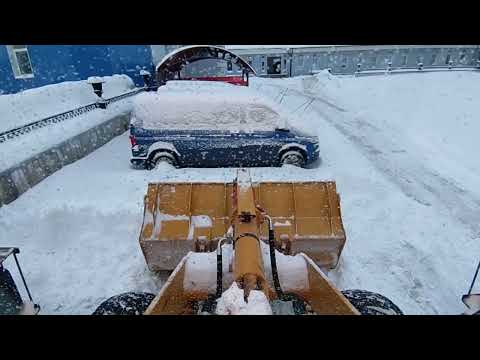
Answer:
(132, 81, 284, 132)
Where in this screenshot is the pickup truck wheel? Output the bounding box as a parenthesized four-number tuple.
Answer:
(280, 150, 306, 167)
(149, 151, 178, 169)
(341, 289, 403, 315)
(92, 292, 156, 315)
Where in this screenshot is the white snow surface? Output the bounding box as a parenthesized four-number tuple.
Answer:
(1, 71, 479, 314)
(0, 75, 135, 134)
(183, 243, 308, 295)
(131, 81, 289, 132)
(0, 76, 135, 171)
(215, 282, 273, 315)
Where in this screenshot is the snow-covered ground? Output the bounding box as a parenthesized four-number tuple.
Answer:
(0, 76, 135, 171)
(0, 75, 134, 134)
(1, 71, 479, 314)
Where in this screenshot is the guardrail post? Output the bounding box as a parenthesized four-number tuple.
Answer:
(87, 77, 107, 109)
(387, 61, 392, 73)
(140, 69, 152, 91)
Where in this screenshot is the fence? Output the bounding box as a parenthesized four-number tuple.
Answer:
(186, 45, 480, 77)
(0, 88, 144, 144)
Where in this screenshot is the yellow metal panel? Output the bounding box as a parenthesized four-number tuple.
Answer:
(156, 184, 191, 216)
(257, 183, 295, 217)
(293, 182, 329, 218)
(157, 220, 190, 240)
(191, 183, 228, 217)
(301, 254, 359, 315)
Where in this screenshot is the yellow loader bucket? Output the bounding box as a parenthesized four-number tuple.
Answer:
(139, 180, 346, 272)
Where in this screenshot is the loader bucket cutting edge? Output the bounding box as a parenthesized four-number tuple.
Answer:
(139, 180, 347, 272)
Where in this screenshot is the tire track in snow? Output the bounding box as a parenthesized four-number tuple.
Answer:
(268, 81, 480, 239)
(310, 102, 480, 238)
(258, 80, 480, 313)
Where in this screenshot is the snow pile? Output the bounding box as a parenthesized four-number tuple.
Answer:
(184, 252, 219, 294)
(0, 75, 135, 134)
(131, 81, 289, 132)
(215, 282, 272, 315)
(272, 248, 309, 292)
(183, 248, 236, 295)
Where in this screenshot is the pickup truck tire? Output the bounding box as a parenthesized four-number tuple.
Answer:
(280, 150, 306, 167)
(149, 151, 178, 169)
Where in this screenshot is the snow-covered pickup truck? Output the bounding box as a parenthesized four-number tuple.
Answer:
(129, 81, 320, 169)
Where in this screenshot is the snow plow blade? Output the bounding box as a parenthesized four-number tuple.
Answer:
(139, 180, 346, 272)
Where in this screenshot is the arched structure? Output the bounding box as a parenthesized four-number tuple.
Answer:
(155, 45, 256, 86)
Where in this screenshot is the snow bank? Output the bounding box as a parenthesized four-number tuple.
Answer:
(0, 99, 132, 172)
(131, 81, 289, 132)
(0, 75, 135, 134)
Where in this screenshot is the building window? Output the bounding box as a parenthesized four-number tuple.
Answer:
(6, 45, 34, 79)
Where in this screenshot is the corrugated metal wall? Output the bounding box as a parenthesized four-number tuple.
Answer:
(236, 45, 480, 76)
(152, 45, 480, 78)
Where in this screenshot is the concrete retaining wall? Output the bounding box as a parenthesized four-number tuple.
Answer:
(0, 112, 130, 207)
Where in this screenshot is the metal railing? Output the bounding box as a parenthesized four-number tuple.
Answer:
(0, 88, 144, 144)
(181, 46, 480, 78)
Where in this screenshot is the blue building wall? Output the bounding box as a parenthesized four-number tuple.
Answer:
(0, 45, 154, 94)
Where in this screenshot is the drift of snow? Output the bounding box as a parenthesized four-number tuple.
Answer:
(215, 281, 273, 315)
(131, 80, 290, 132)
(0, 75, 135, 134)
